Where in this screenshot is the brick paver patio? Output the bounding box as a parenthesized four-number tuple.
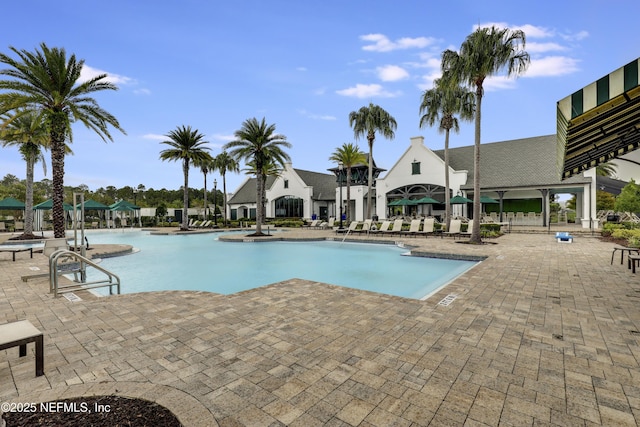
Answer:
(1, 228, 639, 426)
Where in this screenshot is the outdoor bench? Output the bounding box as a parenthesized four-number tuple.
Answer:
(628, 254, 640, 274)
(0, 320, 44, 376)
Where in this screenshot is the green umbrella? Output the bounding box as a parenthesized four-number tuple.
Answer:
(415, 196, 440, 204)
(0, 197, 25, 210)
(480, 196, 499, 204)
(33, 199, 74, 211)
(76, 199, 110, 210)
(450, 195, 472, 204)
(389, 198, 418, 206)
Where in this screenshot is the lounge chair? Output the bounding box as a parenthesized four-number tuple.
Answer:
(370, 220, 391, 236)
(442, 219, 461, 239)
(0, 222, 6, 232)
(460, 221, 473, 238)
(385, 219, 404, 236)
(419, 218, 435, 238)
(354, 220, 372, 234)
(304, 219, 320, 228)
(198, 220, 211, 228)
(403, 219, 422, 237)
(335, 221, 359, 234)
(14, 221, 24, 231)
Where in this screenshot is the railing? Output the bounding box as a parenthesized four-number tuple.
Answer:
(49, 249, 121, 298)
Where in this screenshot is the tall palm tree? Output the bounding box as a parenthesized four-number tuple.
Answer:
(0, 111, 49, 238)
(223, 117, 291, 236)
(348, 103, 397, 220)
(442, 26, 529, 243)
(159, 125, 212, 231)
(329, 143, 368, 223)
(213, 151, 239, 226)
(194, 155, 216, 219)
(419, 74, 475, 230)
(0, 43, 125, 238)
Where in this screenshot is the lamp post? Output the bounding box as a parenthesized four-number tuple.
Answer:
(213, 179, 217, 225)
(338, 161, 344, 230)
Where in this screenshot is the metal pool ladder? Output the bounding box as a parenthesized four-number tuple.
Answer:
(49, 249, 121, 298)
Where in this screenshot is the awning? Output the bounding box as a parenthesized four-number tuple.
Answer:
(0, 197, 25, 210)
(33, 199, 74, 211)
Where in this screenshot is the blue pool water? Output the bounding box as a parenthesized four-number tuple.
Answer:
(85, 231, 477, 299)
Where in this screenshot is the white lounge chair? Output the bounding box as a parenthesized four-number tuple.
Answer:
(443, 219, 462, 239)
(336, 221, 359, 234)
(419, 218, 435, 238)
(403, 219, 421, 237)
(370, 221, 391, 236)
(385, 219, 404, 236)
(43, 238, 69, 257)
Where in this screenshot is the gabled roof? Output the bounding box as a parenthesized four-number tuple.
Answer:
(433, 134, 592, 190)
(228, 168, 336, 204)
(294, 169, 336, 200)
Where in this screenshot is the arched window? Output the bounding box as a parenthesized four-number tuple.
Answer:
(274, 196, 303, 217)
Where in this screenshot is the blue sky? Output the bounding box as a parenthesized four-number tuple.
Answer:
(1, 0, 639, 196)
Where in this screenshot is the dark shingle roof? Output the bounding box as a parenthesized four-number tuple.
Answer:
(294, 169, 336, 201)
(228, 169, 336, 204)
(433, 135, 592, 190)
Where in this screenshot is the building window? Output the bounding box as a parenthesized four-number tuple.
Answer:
(411, 162, 421, 175)
(284, 180, 289, 189)
(274, 196, 303, 217)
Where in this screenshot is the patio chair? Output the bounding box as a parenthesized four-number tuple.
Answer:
(0, 222, 5, 232)
(460, 220, 473, 238)
(335, 221, 359, 234)
(370, 220, 391, 236)
(442, 219, 462, 239)
(303, 219, 320, 228)
(419, 218, 435, 237)
(14, 221, 24, 231)
(385, 219, 404, 236)
(403, 219, 422, 237)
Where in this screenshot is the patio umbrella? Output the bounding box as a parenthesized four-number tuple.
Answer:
(479, 196, 499, 204)
(110, 199, 140, 226)
(388, 198, 418, 206)
(33, 199, 74, 211)
(449, 195, 472, 204)
(415, 196, 440, 216)
(0, 197, 25, 210)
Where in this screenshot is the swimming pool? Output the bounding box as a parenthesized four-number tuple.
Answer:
(85, 230, 477, 299)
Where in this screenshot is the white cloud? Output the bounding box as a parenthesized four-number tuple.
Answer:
(483, 75, 518, 92)
(526, 42, 567, 54)
(377, 65, 409, 82)
(298, 109, 336, 120)
(560, 30, 589, 42)
(524, 56, 581, 77)
(336, 83, 401, 98)
(133, 88, 151, 95)
(296, 67, 308, 72)
(417, 70, 443, 91)
(360, 34, 433, 52)
(80, 65, 134, 85)
(143, 133, 166, 141)
(210, 133, 235, 142)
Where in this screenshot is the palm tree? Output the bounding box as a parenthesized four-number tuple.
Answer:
(0, 43, 125, 238)
(419, 74, 475, 230)
(213, 151, 239, 226)
(159, 125, 212, 231)
(194, 155, 216, 219)
(442, 26, 529, 243)
(329, 143, 368, 223)
(0, 111, 49, 238)
(348, 103, 397, 220)
(596, 162, 617, 177)
(223, 117, 291, 236)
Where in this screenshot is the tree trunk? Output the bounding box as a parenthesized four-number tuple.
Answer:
(255, 172, 263, 235)
(50, 116, 67, 239)
(346, 167, 352, 223)
(23, 153, 35, 237)
(470, 88, 483, 244)
(203, 173, 208, 220)
(444, 129, 452, 231)
(182, 160, 189, 230)
(222, 173, 228, 226)
(367, 137, 374, 220)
